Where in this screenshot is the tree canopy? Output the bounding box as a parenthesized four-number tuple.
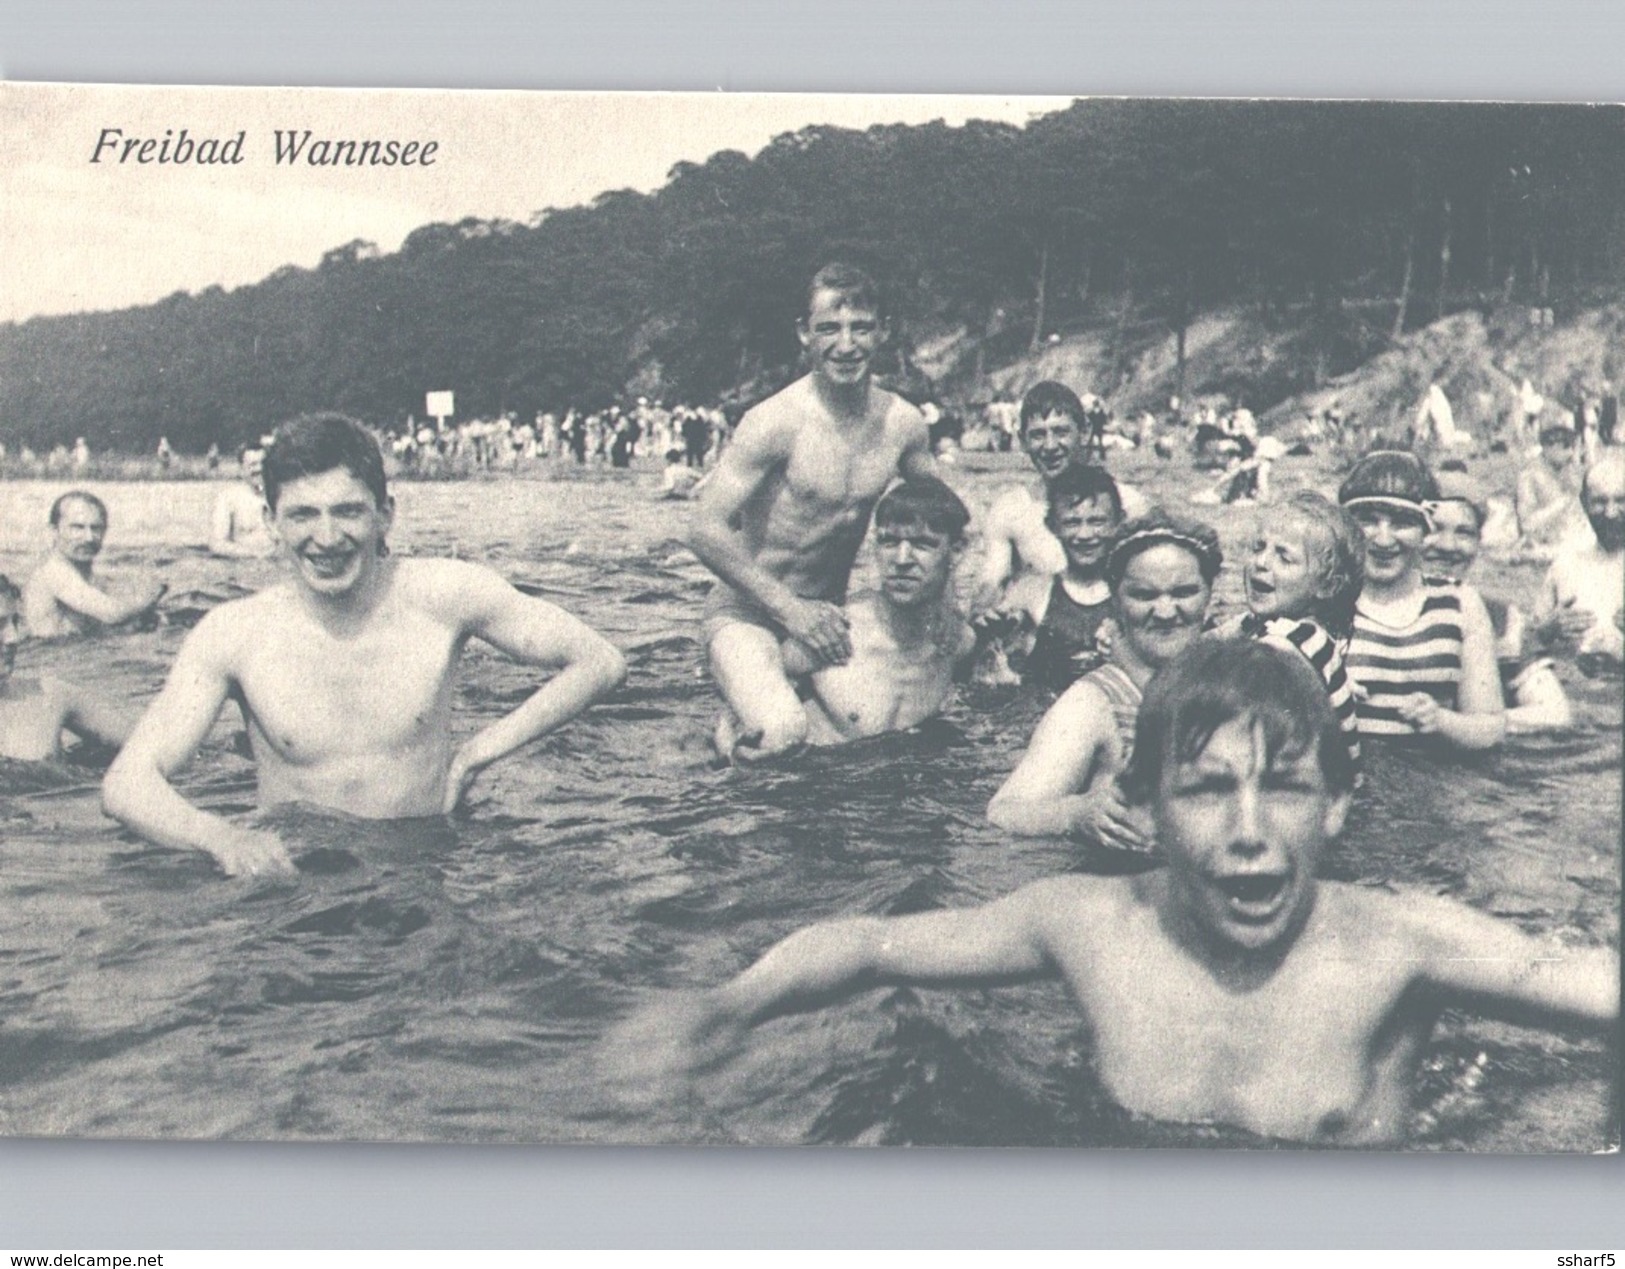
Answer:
(3, 100, 1620, 451)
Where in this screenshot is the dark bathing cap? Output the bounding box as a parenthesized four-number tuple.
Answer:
(1338, 449, 1438, 526)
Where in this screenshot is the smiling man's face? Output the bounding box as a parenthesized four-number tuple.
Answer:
(267, 466, 393, 600)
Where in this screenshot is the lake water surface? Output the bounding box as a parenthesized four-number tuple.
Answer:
(0, 456, 1617, 1149)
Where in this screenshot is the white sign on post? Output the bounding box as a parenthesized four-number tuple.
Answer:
(425, 390, 455, 420)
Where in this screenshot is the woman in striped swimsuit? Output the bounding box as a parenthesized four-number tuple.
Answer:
(988, 509, 1221, 855)
(1338, 451, 1505, 750)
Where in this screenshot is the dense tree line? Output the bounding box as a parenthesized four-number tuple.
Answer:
(2, 100, 1621, 452)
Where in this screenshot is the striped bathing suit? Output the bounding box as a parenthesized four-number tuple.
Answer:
(1240, 614, 1362, 770)
(1347, 580, 1466, 737)
(1082, 662, 1143, 766)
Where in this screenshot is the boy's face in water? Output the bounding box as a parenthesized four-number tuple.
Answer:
(1021, 410, 1082, 480)
(1155, 716, 1348, 954)
(874, 520, 958, 610)
(1053, 494, 1120, 575)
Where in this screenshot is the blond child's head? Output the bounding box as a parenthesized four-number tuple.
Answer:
(1241, 491, 1364, 638)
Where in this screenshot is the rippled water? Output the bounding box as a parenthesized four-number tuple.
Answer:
(0, 457, 1617, 1149)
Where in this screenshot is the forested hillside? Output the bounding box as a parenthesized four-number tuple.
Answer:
(3, 99, 1621, 451)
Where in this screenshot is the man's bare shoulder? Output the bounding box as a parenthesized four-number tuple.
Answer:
(879, 388, 929, 441)
(25, 553, 73, 591)
(199, 584, 293, 630)
(740, 379, 816, 432)
(176, 586, 293, 668)
(1312, 881, 1482, 960)
(985, 483, 1041, 525)
(1004, 873, 1136, 941)
(394, 557, 528, 624)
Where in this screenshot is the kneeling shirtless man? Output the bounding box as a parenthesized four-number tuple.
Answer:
(103, 413, 625, 878)
(687, 262, 936, 760)
(612, 639, 1616, 1145)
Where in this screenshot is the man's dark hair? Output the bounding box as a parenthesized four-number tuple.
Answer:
(49, 490, 108, 528)
(1045, 463, 1124, 529)
(1119, 638, 1357, 807)
(0, 572, 20, 603)
(1019, 381, 1086, 431)
(262, 413, 388, 510)
(874, 476, 971, 543)
(805, 261, 884, 319)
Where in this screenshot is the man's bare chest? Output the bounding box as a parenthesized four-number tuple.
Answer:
(234, 619, 460, 758)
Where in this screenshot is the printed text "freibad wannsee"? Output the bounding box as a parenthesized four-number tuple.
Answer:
(90, 129, 439, 167)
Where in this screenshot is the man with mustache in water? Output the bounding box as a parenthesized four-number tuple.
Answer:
(23, 491, 168, 639)
(686, 262, 936, 760)
(610, 639, 1617, 1145)
(103, 413, 626, 878)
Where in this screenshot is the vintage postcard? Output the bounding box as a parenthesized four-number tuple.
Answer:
(0, 83, 1618, 1151)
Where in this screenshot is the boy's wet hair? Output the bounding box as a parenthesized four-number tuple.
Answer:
(874, 475, 971, 543)
(0, 572, 20, 603)
(263, 413, 388, 511)
(1019, 381, 1086, 431)
(49, 490, 108, 528)
(806, 261, 884, 319)
(1045, 462, 1124, 528)
(1273, 491, 1365, 638)
(1105, 508, 1223, 588)
(1120, 639, 1357, 806)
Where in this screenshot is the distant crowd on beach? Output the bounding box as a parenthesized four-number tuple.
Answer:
(1, 258, 1618, 1147)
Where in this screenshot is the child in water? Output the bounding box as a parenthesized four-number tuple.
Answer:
(1215, 490, 1364, 772)
(0, 573, 131, 762)
(607, 639, 1616, 1145)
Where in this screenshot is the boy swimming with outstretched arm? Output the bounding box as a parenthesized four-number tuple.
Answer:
(608, 639, 1615, 1145)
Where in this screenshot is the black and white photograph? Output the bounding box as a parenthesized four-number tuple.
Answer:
(0, 82, 1619, 1154)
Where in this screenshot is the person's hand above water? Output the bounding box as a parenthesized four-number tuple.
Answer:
(1394, 692, 1443, 734)
(211, 826, 297, 878)
(1068, 783, 1151, 854)
(1540, 598, 1595, 649)
(599, 991, 744, 1102)
(778, 597, 851, 667)
(442, 745, 487, 815)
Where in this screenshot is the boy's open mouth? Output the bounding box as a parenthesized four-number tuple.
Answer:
(1214, 871, 1289, 917)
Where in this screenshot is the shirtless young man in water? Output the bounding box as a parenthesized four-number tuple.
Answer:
(103, 413, 626, 878)
(716, 476, 976, 749)
(610, 640, 1617, 1145)
(687, 262, 936, 759)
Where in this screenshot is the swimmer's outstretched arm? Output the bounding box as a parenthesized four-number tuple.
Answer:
(440, 563, 626, 813)
(607, 886, 1059, 1079)
(1411, 893, 1619, 1027)
(987, 680, 1148, 852)
(101, 610, 294, 878)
